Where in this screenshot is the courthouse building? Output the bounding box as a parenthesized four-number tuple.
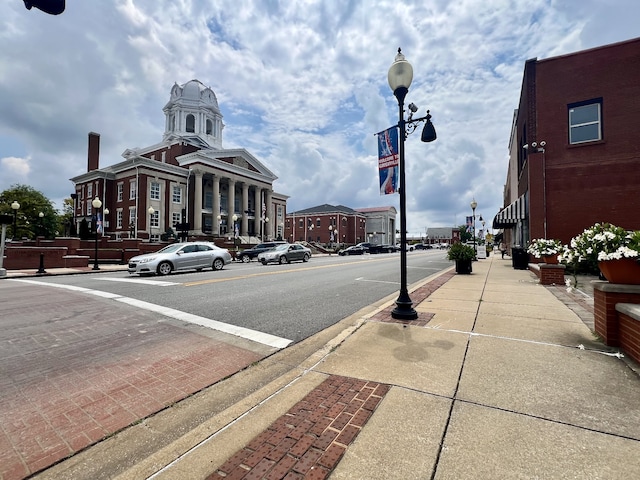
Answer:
(70, 80, 288, 241)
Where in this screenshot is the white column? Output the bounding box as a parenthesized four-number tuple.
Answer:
(265, 190, 273, 239)
(193, 170, 203, 233)
(254, 187, 261, 238)
(241, 182, 249, 236)
(213, 176, 220, 235)
(228, 179, 236, 225)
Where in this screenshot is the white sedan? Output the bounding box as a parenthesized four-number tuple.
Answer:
(128, 242, 232, 276)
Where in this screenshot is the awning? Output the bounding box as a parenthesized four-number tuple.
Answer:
(493, 194, 527, 229)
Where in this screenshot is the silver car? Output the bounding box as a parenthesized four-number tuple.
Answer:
(258, 243, 311, 265)
(128, 241, 232, 276)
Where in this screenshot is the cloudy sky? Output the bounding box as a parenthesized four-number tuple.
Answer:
(1, 0, 638, 236)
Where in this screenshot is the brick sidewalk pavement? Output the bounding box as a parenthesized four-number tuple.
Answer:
(0, 283, 269, 480)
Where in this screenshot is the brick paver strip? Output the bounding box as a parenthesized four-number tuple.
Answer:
(207, 375, 389, 479)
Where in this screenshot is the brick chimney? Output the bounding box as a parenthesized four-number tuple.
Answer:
(87, 132, 100, 172)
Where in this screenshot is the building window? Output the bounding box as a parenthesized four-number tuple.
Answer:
(86, 200, 92, 216)
(172, 186, 182, 203)
(299, 219, 303, 228)
(150, 210, 159, 228)
(316, 218, 321, 227)
(172, 212, 181, 228)
(87, 184, 93, 198)
(206, 119, 213, 135)
(150, 181, 160, 200)
(117, 183, 123, 202)
(186, 114, 195, 133)
(117, 210, 123, 229)
(569, 99, 602, 144)
(129, 208, 136, 226)
(130, 180, 137, 200)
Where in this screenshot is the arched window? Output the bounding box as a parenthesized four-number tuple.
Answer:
(170, 115, 175, 131)
(206, 119, 213, 135)
(186, 114, 195, 133)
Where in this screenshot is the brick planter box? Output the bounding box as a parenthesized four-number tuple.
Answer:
(529, 262, 566, 285)
(593, 282, 640, 364)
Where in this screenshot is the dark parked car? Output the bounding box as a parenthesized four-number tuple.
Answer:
(414, 244, 433, 250)
(237, 241, 286, 262)
(258, 243, 312, 265)
(355, 242, 372, 252)
(338, 245, 365, 256)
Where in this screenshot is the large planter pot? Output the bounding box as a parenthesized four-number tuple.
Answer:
(455, 259, 473, 274)
(542, 254, 558, 264)
(598, 258, 640, 285)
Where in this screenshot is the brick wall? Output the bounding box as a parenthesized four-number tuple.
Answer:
(593, 283, 640, 349)
(617, 309, 640, 364)
(529, 263, 566, 285)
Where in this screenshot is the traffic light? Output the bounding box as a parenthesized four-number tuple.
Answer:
(24, 0, 65, 15)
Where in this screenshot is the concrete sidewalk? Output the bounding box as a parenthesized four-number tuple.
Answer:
(33, 253, 640, 479)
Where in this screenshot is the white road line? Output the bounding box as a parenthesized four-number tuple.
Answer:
(355, 277, 399, 285)
(94, 277, 179, 286)
(10, 279, 292, 349)
(116, 297, 291, 349)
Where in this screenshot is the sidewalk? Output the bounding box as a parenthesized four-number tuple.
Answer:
(33, 253, 640, 479)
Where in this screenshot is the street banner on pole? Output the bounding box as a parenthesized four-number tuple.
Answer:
(377, 127, 399, 195)
(466, 216, 473, 233)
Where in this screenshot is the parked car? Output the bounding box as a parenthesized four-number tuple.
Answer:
(128, 241, 232, 276)
(414, 243, 432, 250)
(355, 242, 372, 252)
(258, 243, 311, 265)
(394, 243, 415, 252)
(338, 245, 365, 256)
(237, 241, 287, 262)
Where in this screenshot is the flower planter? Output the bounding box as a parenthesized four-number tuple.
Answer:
(598, 258, 640, 285)
(542, 254, 558, 264)
(455, 259, 472, 274)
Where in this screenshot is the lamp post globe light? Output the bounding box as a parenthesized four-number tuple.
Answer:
(388, 48, 437, 320)
(232, 214, 239, 251)
(92, 196, 102, 270)
(148, 206, 155, 241)
(470, 198, 477, 260)
(38, 211, 44, 237)
(11, 201, 20, 238)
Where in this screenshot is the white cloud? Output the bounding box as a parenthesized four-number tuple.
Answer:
(1, 155, 31, 177)
(0, 0, 638, 235)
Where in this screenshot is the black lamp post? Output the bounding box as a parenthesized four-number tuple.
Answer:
(11, 201, 20, 238)
(92, 196, 102, 270)
(388, 48, 437, 320)
(470, 198, 477, 260)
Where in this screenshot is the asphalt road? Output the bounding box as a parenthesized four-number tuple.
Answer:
(12, 249, 452, 344)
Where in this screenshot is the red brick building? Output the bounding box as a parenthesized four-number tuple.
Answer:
(494, 37, 640, 248)
(285, 205, 396, 246)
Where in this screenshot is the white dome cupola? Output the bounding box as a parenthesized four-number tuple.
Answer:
(162, 79, 224, 148)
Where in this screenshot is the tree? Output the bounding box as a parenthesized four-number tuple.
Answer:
(458, 224, 473, 243)
(59, 197, 76, 237)
(0, 184, 57, 239)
